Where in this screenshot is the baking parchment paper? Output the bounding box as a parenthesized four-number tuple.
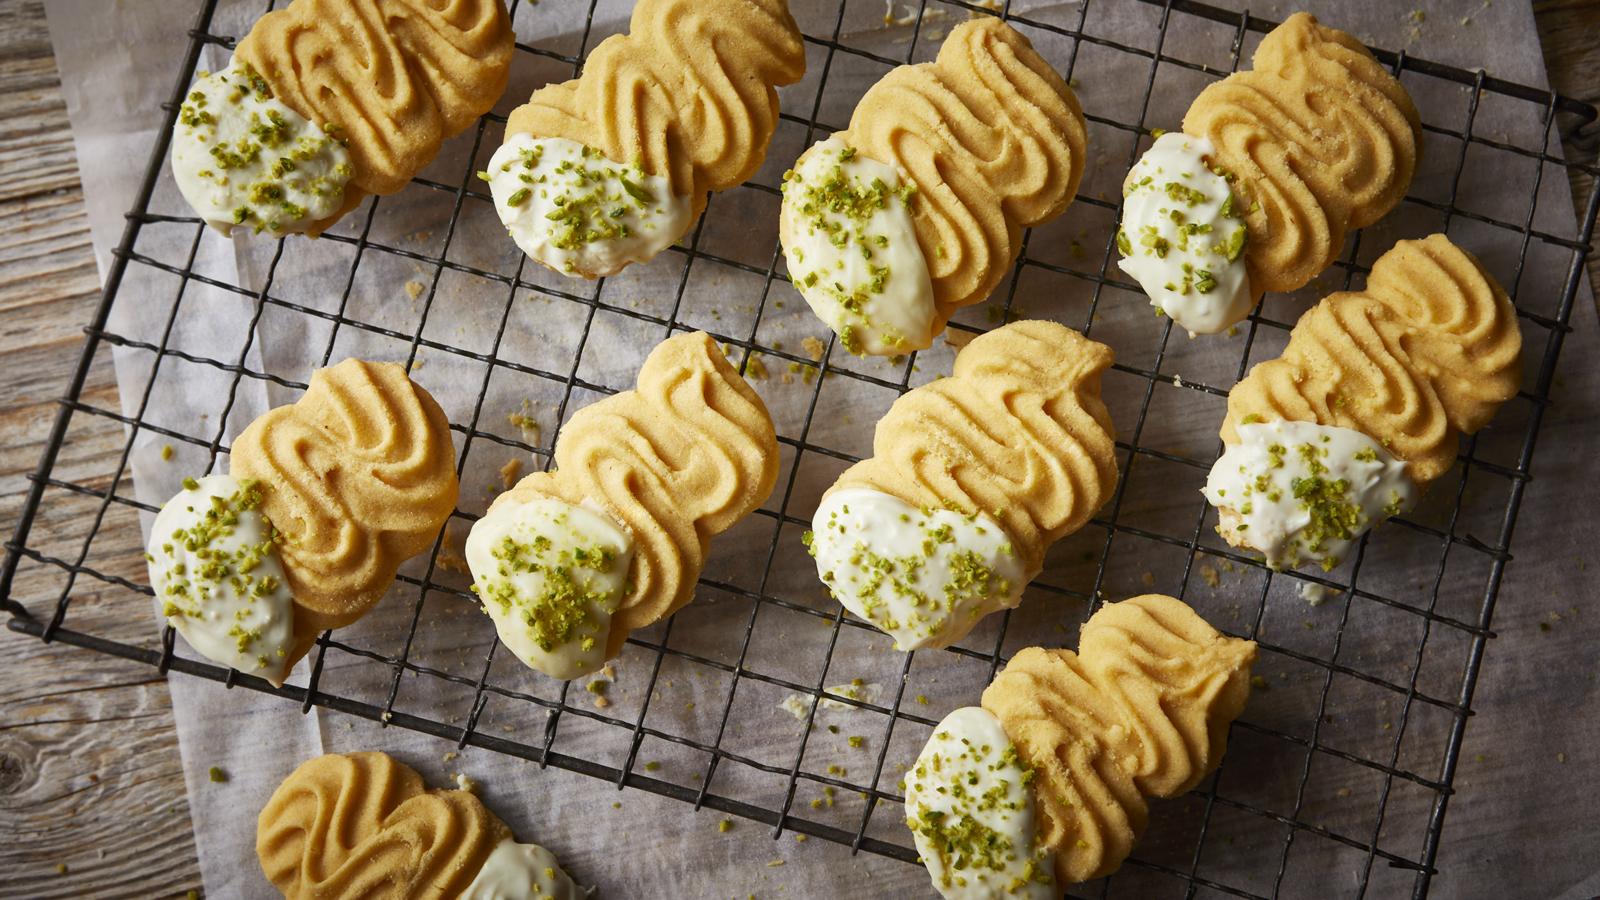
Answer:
(42, 0, 1600, 896)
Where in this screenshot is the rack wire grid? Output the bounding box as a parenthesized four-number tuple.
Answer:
(4, 0, 1598, 896)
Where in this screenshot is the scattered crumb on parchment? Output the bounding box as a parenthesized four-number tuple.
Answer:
(507, 399, 540, 445)
(436, 524, 469, 574)
(404, 280, 425, 301)
(499, 457, 523, 490)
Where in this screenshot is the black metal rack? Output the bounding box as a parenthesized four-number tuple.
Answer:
(4, 1, 1596, 897)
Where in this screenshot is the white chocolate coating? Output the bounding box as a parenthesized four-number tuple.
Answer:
(487, 134, 692, 278)
(461, 838, 586, 900)
(808, 488, 1029, 651)
(905, 706, 1054, 900)
(170, 63, 351, 236)
(466, 496, 634, 681)
(1117, 133, 1252, 336)
(1203, 420, 1417, 571)
(780, 137, 935, 356)
(146, 475, 295, 684)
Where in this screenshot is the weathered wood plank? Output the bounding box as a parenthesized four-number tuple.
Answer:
(0, 1, 200, 896)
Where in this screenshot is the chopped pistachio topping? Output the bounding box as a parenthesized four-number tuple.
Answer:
(147, 474, 295, 680)
(466, 497, 634, 681)
(905, 707, 1053, 898)
(172, 63, 351, 235)
(781, 137, 935, 357)
(1204, 420, 1418, 572)
(809, 489, 1029, 651)
(488, 134, 691, 278)
(472, 519, 621, 653)
(1118, 132, 1253, 335)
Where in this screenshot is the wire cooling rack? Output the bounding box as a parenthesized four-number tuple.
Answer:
(4, 0, 1598, 897)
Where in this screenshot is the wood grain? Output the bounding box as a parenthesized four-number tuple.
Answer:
(0, 0, 1595, 897)
(0, 0, 201, 896)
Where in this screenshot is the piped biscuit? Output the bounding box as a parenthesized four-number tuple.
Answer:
(488, 0, 806, 278)
(171, 0, 513, 236)
(808, 320, 1117, 650)
(1116, 13, 1421, 335)
(781, 19, 1086, 355)
(467, 332, 779, 680)
(1203, 234, 1522, 571)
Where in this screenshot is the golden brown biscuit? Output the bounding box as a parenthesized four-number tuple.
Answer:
(238, 0, 513, 220)
(782, 19, 1085, 354)
(230, 359, 459, 641)
(506, 0, 803, 209)
(1183, 12, 1421, 295)
(979, 595, 1256, 885)
(258, 751, 583, 899)
(1222, 234, 1522, 486)
(1204, 235, 1522, 571)
(470, 332, 778, 676)
(808, 321, 1116, 650)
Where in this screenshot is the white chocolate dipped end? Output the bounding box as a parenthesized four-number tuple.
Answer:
(466, 496, 634, 681)
(905, 706, 1054, 900)
(146, 475, 295, 685)
(1116, 133, 1252, 336)
(1202, 420, 1417, 572)
(486, 134, 693, 279)
(170, 63, 352, 236)
(806, 488, 1028, 651)
(461, 837, 586, 900)
(780, 137, 934, 356)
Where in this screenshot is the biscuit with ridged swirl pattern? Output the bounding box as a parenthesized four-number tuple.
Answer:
(981, 595, 1256, 885)
(1222, 233, 1522, 487)
(487, 332, 778, 660)
(230, 359, 459, 659)
(1182, 12, 1421, 295)
(235, 0, 514, 232)
(505, 0, 805, 220)
(832, 18, 1086, 333)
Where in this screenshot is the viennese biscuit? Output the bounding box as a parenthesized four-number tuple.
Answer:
(903, 595, 1256, 895)
(257, 751, 583, 899)
(485, 0, 805, 278)
(1115, 13, 1420, 336)
(171, 0, 513, 236)
(466, 332, 779, 680)
(780, 19, 1086, 355)
(146, 360, 459, 685)
(1203, 234, 1522, 571)
(807, 321, 1117, 650)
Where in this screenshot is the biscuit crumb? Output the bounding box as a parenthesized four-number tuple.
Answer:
(499, 457, 523, 490)
(442, 751, 458, 762)
(405, 280, 425, 301)
(507, 399, 541, 445)
(1200, 564, 1221, 588)
(802, 336, 826, 361)
(436, 524, 470, 574)
(944, 329, 975, 351)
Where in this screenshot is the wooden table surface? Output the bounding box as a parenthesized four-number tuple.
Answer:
(1, 0, 1596, 896)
